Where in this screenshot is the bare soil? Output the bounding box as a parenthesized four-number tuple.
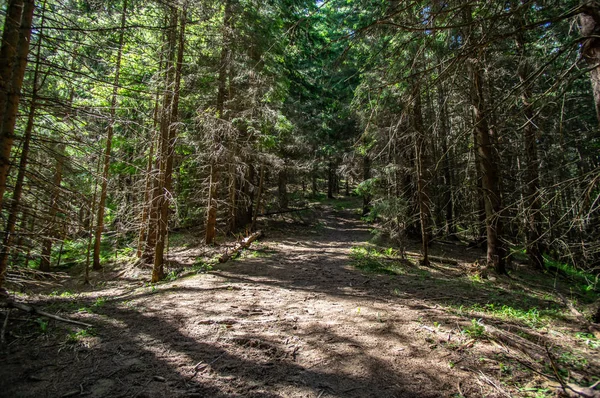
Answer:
(1, 201, 599, 397)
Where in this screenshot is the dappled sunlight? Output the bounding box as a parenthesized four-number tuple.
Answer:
(2, 205, 598, 397)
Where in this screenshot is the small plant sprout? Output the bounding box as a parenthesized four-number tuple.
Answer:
(36, 318, 48, 333)
(92, 296, 106, 307)
(463, 319, 485, 338)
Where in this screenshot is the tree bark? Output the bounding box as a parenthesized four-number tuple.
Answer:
(227, 160, 237, 233)
(469, 58, 506, 274)
(0, 0, 24, 127)
(0, 0, 40, 288)
(463, 6, 506, 274)
(250, 163, 265, 232)
(142, 8, 177, 264)
(278, 166, 288, 209)
(152, 4, 186, 282)
(327, 161, 334, 199)
(413, 83, 430, 266)
(205, 0, 233, 244)
(0, 2, 39, 288)
(39, 144, 65, 272)
(92, 0, 128, 270)
(437, 74, 455, 236)
(515, 11, 544, 270)
(311, 164, 318, 196)
(362, 154, 371, 216)
(136, 56, 163, 258)
(205, 162, 219, 244)
(136, 136, 156, 258)
(579, 6, 600, 127)
(0, 0, 34, 215)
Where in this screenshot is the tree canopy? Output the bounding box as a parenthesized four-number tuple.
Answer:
(0, 0, 598, 285)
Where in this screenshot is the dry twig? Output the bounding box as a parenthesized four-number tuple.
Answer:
(0, 299, 92, 328)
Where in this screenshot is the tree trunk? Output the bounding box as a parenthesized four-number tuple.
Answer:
(227, 161, 237, 233)
(413, 84, 430, 266)
(469, 58, 506, 274)
(205, 163, 219, 244)
(136, 66, 162, 258)
(92, 0, 128, 270)
(278, 167, 288, 209)
(327, 161, 334, 199)
(136, 136, 155, 258)
(250, 163, 265, 232)
(235, 165, 254, 227)
(462, 6, 506, 274)
(141, 8, 178, 264)
(152, 5, 186, 282)
(205, 0, 233, 243)
(0, 0, 24, 127)
(40, 144, 65, 272)
(362, 155, 371, 216)
(516, 19, 544, 270)
(0, 0, 41, 288)
(0, 0, 34, 215)
(437, 75, 455, 236)
(579, 6, 600, 127)
(311, 165, 318, 196)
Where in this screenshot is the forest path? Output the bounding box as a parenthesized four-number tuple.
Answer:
(128, 204, 474, 397)
(3, 203, 598, 397)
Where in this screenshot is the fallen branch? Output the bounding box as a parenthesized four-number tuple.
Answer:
(543, 345, 600, 398)
(0, 299, 92, 328)
(546, 345, 569, 394)
(5, 266, 70, 288)
(218, 231, 263, 263)
(257, 207, 310, 217)
(485, 324, 545, 361)
(8, 266, 70, 280)
(478, 370, 512, 397)
(404, 251, 459, 265)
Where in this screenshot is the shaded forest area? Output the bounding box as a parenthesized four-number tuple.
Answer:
(1, 0, 600, 397)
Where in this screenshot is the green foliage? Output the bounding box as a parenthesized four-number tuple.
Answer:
(165, 270, 179, 282)
(350, 246, 404, 275)
(35, 318, 48, 334)
(193, 262, 213, 274)
(462, 319, 485, 338)
(543, 257, 598, 301)
(50, 290, 75, 298)
(557, 350, 588, 370)
(354, 178, 379, 198)
(92, 297, 106, 308)
(574, 332, 600, 349)
(67, 329, 96, 344)
(462, 303, 563, 329)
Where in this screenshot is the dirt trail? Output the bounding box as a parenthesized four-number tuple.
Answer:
(1, 205, 597, 397)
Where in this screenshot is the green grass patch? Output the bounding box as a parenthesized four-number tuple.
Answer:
(455, 302, 565, 328)
(350, 246, 406, 275)
(67, 328, 96, 343)
(462, 318, 486, 338)
(574, 332, 600, 349)
(544, 256, 598, 302)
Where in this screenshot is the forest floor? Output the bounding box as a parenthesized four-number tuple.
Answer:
(1, 197, 599, 398)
